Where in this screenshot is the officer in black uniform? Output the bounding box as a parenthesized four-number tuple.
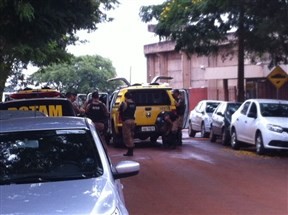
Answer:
(85, 91, 109, 144)
(172, 89, 186, 146)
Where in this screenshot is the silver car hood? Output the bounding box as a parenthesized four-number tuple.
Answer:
(0, 176, 125, 215)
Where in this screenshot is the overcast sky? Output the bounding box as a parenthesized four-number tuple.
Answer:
(67, 0, 165, 84)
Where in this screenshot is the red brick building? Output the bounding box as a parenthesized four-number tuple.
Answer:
(144, 40, 288, 110)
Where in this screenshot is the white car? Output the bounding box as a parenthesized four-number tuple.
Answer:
(188, 100, 222, 138)
(0, 116, 140, 215)
(230, 99, 288, 154)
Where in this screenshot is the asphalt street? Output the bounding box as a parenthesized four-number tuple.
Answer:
(107, 130, 288, 215)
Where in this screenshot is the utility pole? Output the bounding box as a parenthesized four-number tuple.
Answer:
(129, 66, 132, 83)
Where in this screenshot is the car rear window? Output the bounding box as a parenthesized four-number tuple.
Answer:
(225, 103, 242, 119)
(129, 89, 171, 106)
(227, 103, 242, 115)
(0, 99, 76, 117)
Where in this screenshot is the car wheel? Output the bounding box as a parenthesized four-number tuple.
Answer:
(105, 133, 112, 145)
(230, 129, 240, 150)
(201, 123, 209, 138)
(209, 128, 217, 142)
(112, 124, 124, 148)
(221, 129, 229, 146)
(188, 123, 196, 137)
(255, 132, 266, 155)
(150, 135, 159, 144)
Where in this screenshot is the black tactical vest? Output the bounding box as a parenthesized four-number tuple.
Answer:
(120, 101, 136, 121)
(86, 102, 106, 123)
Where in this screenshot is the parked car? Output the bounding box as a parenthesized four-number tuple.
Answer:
(0, 88, 76, 117)
(209, 101, 242, 145)
(230, 99, 288, 155)
(0, 97, 76, 117)
(0, 116, 140, 214)
(188, 100, 221, 138)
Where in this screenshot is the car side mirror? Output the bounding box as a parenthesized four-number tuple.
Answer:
(113, 160, 140, 179)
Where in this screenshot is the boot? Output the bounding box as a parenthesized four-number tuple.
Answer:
(169, 132, 177, 149)
(123, 147, 133, 156)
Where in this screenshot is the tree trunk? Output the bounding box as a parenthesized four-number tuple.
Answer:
(237, 5, 245, 102)
(223, 79, 228, 101)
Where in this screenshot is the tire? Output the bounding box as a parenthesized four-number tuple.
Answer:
(112, 133, 124, 148)
(112, 124, 124, 148)
(150, 135, 159, 144)
(230, 129, 240, 150)
(105, 133, 112, 145)
(188, 123, 196, 137)
(209, 128, 217, 142)
(201, 123, 209, 138)
(162, 134, 169, 146)
(255, 132, 266, 155)
(221, 129, 230, 146)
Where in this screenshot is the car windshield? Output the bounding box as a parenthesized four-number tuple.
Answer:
(260, 103, 288, 117)
(206, 102, 220, 113)
(0, 129, 103, 184)
(226, 103, 242, 117)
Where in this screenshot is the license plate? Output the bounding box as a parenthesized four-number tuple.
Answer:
(141, 126, 155, 132)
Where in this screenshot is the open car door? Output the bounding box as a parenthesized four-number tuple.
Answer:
(179, 89, 190, 129)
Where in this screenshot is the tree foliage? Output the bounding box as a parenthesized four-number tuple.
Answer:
(0, 0, 118, 96)
(140, 0, 288, 101)
(28, 55, 119, 93)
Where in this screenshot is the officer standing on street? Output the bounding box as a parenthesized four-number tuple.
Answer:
(172, 89, 186, 146)
(119, 92, 136, 156)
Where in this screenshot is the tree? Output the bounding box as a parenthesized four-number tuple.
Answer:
(140, 0, 288, 102)
(0, 0, 118, 97)
(4, 69, 25, 92)
(28, 55, 119, 93)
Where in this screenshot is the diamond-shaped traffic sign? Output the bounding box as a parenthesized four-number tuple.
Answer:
(267, 66, 288, 89)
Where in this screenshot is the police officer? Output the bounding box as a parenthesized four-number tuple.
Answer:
(156, 110, 178, 148)
(65, 92, 85, 116)
(172, 89, 186, 146)
(119, 92, 136, 156)
(85, 91, 109, 144)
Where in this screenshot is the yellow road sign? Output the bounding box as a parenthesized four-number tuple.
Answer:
(267, 66, 288, 89)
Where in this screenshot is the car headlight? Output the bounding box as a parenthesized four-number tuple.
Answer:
(267, 124, 283, 133)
